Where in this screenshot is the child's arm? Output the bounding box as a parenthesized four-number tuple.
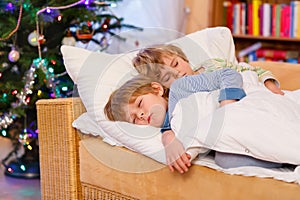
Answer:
(163, 68, 245, 173)
(264, 79, 284, 95)
(200, 58, 284, 95)
(168, 68, 246, 117)
(161, 130, 191, 173)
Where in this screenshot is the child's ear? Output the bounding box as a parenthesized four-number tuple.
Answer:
(151, 82, 164, 96)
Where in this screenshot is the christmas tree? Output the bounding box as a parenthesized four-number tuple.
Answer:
(0, 0, 141, 178)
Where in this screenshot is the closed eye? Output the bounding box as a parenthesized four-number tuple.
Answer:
(173, 60, 178, 67)
(138, 99, 142, 107)
(161, 74, 170, 82)
(171, 58, 178, 68)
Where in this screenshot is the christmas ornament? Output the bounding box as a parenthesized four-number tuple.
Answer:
(38, 34, 46, 44)
(11, 65, 19, 74)
(76, 24, 94, 43)
(8, 48, 20, 62)
(27, 31, 39, 46)
(2, 62, 9, 69)
(62, 29, 76, 46)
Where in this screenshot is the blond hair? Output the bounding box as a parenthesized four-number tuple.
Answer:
(104, 75, 169, 122)
(132, 44, 189, 80)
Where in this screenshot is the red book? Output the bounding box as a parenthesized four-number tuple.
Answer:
(280, 4, 291, 37)
(224, 1, 233, 31)
(271, 4, 277, 36)
(256, 49, 299, 60)
(259, 4, 264, 35)
(248, 3, 253, 35)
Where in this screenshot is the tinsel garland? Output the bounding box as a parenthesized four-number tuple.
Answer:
(1, 58, 55, 129)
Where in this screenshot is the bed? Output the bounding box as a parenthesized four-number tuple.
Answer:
(36, 27, 300, 199)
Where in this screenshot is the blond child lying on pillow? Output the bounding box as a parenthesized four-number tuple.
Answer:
(104, 70, 285, 174)
(132, 44, 283, 95)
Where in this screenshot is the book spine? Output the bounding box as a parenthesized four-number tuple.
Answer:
(259, 4, 263, 36)
(238, 42, 262, 58)
(284, 5, 291, 37)
(275, 4, 281, 37)
(280, 4, 291, 37)
(291, 1, 295, 38)
(241, 2, 246, 34)
(293, 1, 299, 38)
(262, 3, 271, 37)
(256, 49, 286, 59)
(248, 51, 257, 62)
(271, 4, 277, 36)
(233, 3, 241, 34)
(223, 1, 232, 30)
(256, 49, 299, 60)
(252, 0, 262, 36)
(248, 3, 253, 35)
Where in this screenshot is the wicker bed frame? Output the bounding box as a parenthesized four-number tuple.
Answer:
(36, 61, 300, 199)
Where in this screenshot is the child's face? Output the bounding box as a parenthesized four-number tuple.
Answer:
(124, 83, 168, 128)
(161, 55, 194, 82)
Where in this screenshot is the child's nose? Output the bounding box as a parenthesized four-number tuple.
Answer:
(138, 111, 145, 120)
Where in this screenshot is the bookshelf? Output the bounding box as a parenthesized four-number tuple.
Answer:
(211, 0, 300, 63)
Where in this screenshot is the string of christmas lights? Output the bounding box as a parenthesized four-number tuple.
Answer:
(35, 0, 86, 58)
(1, 0, 91, 129)
(0, 4, 23, 41)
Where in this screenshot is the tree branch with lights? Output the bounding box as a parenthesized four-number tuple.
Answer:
(0, 0, 141, 178)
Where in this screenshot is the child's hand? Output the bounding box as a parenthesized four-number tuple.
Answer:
(162, 130, 191, 173)
(219, 99, 237, 107)
(169, 153, 191, 174)
(264, 79, 284, 95)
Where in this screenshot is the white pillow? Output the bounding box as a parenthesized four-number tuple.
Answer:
(62, 26, 237, 164)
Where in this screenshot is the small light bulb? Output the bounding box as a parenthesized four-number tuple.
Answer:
(20, 165, 26, 171)
(57, 15, 62, 21)
(62, 86, 68, 91)
(1, 130, 7, 136)
(27, 145, 33, 150)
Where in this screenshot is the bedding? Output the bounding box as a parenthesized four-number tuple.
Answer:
(171, 71, 300, 165)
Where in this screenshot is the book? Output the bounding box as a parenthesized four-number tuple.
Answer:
(291, 1, 296, 38)
(223, 1, 233, 31)
(252, 0, 262, 36)
(248, 3, 253, 35)
(256, 49, 299, 60)
(280, 4, 291, 37)
(262, 3, 271, 37)
(248, 51, 258, 62)
(273, 4, 282, 37)
(241, 2, 246, 34)
(233, 3, 241, 34)
(238, 42, 262, 58)
(295, 1, 300, 38)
